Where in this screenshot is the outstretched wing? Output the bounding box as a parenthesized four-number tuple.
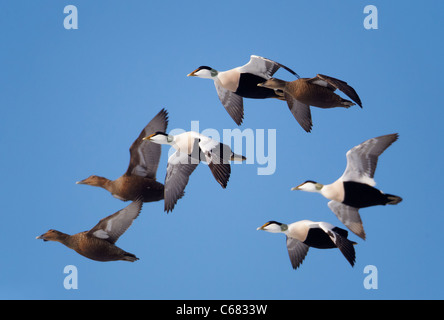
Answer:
(308, 74, 362, 108)
(340, 133, 399, 186)
(238, 55, 299, 79)
(284, 92, 313, 133)
(286, 236, 310, 270)
(199, 138, 232, 189)
(318, 222, 356, 267)
(126, 109, 169, 179)
(214, 81, 244, 125)
(328, 200, 366, 240)
(164, 151, 199, 213)
(88, 199, 143, 244)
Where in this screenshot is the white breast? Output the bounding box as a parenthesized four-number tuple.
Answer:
(321, 179, 345, 202)
(217, 69, 241, 92)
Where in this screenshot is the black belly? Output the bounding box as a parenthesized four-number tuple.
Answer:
(235, 73, 279, 99)
(303, 228, 336, 249)
(141, 182, 164, 202)
(343, 181, 388, 208)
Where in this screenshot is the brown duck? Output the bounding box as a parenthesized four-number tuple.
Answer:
(36, 200, 143, 262)
(258, 74, 362, 133)
(76, 109, 168, 202)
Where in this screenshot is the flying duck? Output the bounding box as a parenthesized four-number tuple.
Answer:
(143, 131, 246, 212)
(76, 109, 168, 202)
(291, 133, 402, 240)
(257, 220, 357, 269)
(36, 200, 143, 262)
(257, 74, 362, 132)
(187, 55, 298, 125)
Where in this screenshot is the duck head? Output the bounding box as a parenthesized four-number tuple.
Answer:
(143, 131, 174, 145)
(36, 229, 65, 242)
(187, 66, 218, 79)
(291, 180, 324, 193)
(257, 78, 287, 90)
(76, 175, 108, 187)
(257, 221, 288, 233)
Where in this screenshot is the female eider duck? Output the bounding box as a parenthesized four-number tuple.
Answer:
(257, 220, 357, 269)
(187, 55, 298, 125)
(76, 109, 168, 203)
(143, 131, 246, 212)
(291, 133, 402, 240)
(36, 200, 143, 262)
(258, 74, 362, 132)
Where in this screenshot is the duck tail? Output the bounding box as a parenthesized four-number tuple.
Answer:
(122, 252, 139, 262)
(386, 194, 403, 205)
(340, 98, 355, 108)
(230, 153, 247, 162)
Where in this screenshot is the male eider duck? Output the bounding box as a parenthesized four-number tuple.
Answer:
(76, 109, 168, 202)
(187, 55, 298, 125)
(36, 200, 143, 262)
(291, 133, 402, 240)
(143, 131, 246, 212)
(258, 74, 362, 132)
(257, 220, 357, 269)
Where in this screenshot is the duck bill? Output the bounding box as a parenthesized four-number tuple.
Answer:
(256, 222, 269, 231)
(36, 234, 48, 241)
(187, 69, 198, 77)
(291, 184, 303, 191)
(142, 133, 156, 141)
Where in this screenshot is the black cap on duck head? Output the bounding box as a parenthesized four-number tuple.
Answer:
(197, 66, 212, 71)
(266, 221, 283, 226)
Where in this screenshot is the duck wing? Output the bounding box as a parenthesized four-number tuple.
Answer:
(286, 237, 310, 270)
(238, 55, 299, 79)
(214, 81, 244, 125)
(284, 92, 313, 133)
(199, 138, 232, 189)
(308, 74, 362, 108)
(164, 150, 199, 213)
(328, 200, 366, 240)
(339, 133, 399, 186)
(88, 199, 143, 244)
(126, 108, 169, 179)
(318, 222, 356, 267)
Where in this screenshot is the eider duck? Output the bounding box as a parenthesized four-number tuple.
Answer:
(187, 55, 298, 125)
(257, 220, 357, 269)
(143, 131, 246, 212)
(257, 74, 362, 132)
(291, 133, 402, 240)
(36, 200, 143, 262)
(76, 109, 168, 202)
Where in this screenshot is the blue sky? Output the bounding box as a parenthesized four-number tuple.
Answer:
(1, 0, 443, 300)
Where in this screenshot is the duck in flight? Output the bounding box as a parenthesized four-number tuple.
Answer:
(257, 220, 357, 270)
(36, 200, 143, 262)
(187, 55, 299, 125)
(143, 131, 246, 213)
(291, 133, 402, 240)
(258, 74, 362, 132)
(76, 109, 168, 203)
